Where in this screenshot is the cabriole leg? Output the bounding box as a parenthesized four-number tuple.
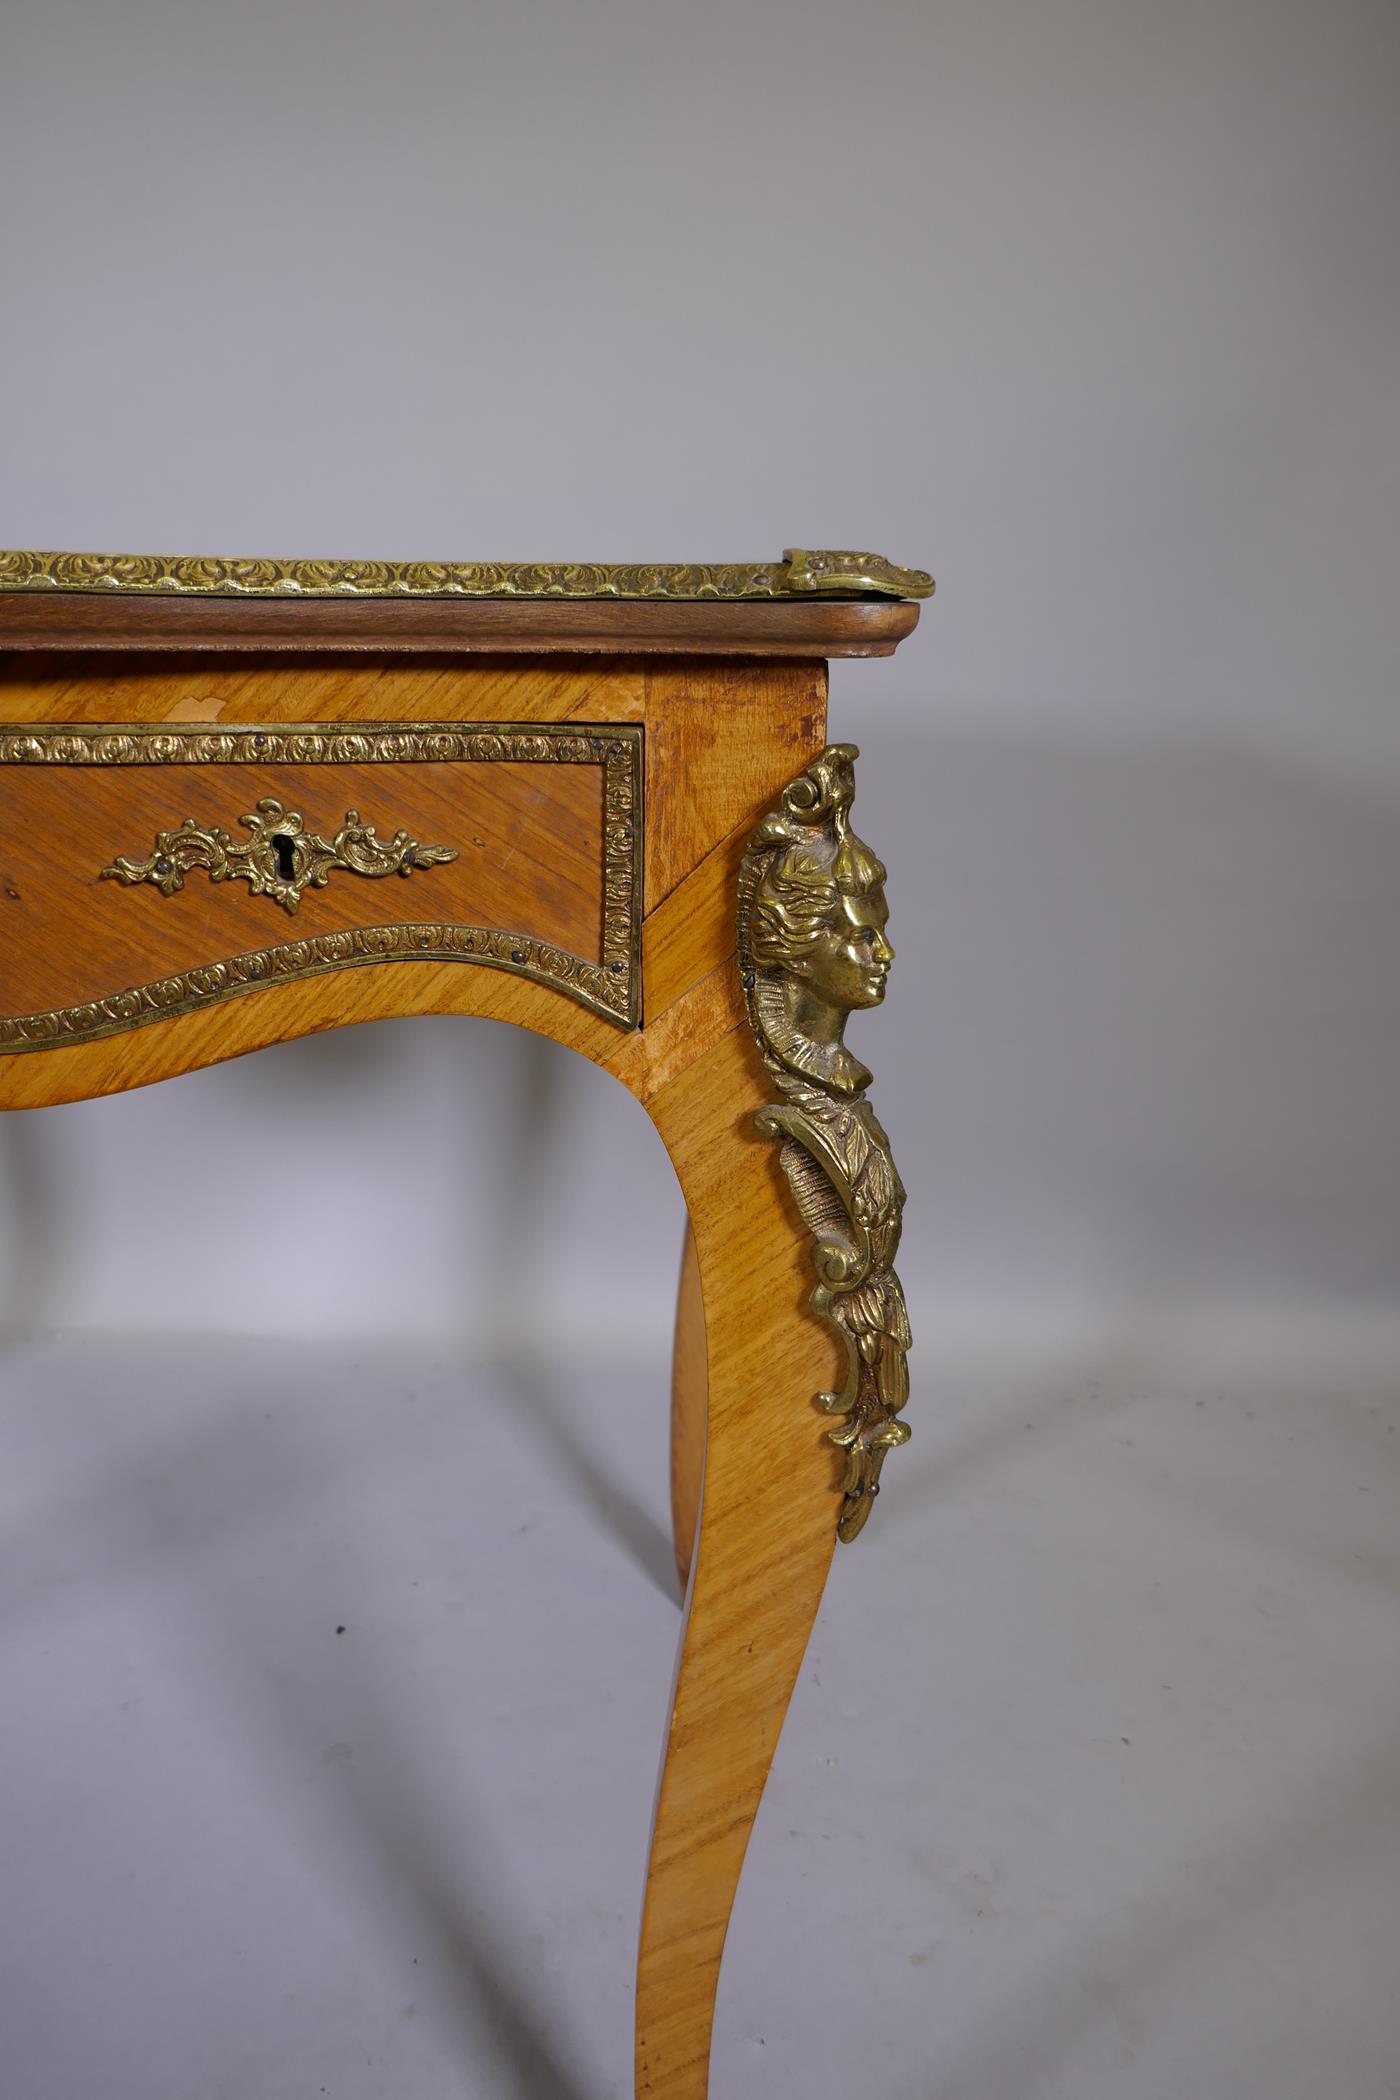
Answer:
(638, 741, 909, 2094)
(637, 1024, 842, 2099)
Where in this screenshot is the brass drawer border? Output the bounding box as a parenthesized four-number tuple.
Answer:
(0, 721, 642, 1049)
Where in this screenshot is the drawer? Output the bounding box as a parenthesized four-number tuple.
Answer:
(0, 721, 642, 1051)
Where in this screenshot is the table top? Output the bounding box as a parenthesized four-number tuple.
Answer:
(0, 546, 930, 657)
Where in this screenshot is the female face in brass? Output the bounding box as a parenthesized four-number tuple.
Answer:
(804, 880, 894, 1017)
(749, 831, 893, 1046)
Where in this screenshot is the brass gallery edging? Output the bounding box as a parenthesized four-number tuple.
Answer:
(0, 721, 642, 1048)
(0, 547, 934, 603)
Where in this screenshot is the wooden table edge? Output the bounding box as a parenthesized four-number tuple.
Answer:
(0, 593, 921, 658)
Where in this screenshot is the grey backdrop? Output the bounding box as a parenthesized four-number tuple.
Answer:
(3, 0, 1398, 1354)
(2, 5, 1399, 2098)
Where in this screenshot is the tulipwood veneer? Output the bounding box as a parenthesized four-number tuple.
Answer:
(0, 550, 927, 2098)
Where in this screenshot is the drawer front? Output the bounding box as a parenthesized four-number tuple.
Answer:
(0, 722, 641, 1051)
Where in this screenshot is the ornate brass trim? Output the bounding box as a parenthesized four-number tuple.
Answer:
(0, 547, 933, 602)
(0, 725, 624, 766)
(737, 745, 910, 1541)
(0, 721, 642, 1047)
(102, 798, 458, 915)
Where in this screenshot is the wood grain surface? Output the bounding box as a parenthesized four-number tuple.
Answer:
(643, 659, 825, 908)
(0, 591, 919, 657)
(0, 653, 644, 725)
(0, 758, 606, 1019)
(638, 1018, 843, 2100)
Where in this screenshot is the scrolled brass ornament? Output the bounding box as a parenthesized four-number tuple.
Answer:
(737, 744, 910, 1541)
(101, 797, 458, 915)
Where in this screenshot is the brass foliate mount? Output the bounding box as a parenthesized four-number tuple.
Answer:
(0, 547, 933, 602)
(737, 746, 911, 1542)
(101, 798, 457, 915)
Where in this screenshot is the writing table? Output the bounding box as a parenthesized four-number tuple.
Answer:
(0, 545, 930, 2098)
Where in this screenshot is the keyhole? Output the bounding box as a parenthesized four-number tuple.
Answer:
(271, 833, 297, 883)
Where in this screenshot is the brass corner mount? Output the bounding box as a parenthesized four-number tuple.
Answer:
(738, 744, 911, 1542)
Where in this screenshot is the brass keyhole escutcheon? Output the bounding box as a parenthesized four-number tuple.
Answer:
(101, 797, 458, 915)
